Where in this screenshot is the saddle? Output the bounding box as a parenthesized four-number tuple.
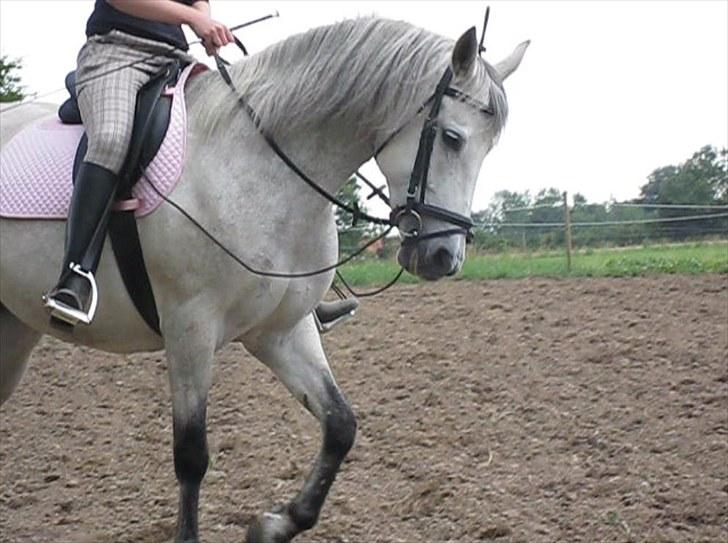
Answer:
(59, 64, 180, 184)
(57, 61, 186, 335)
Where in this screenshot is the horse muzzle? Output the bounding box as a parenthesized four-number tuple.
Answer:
(398, 235, 463, 280)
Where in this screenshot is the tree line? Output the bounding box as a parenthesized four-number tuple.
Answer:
(471, 145, 727, 251)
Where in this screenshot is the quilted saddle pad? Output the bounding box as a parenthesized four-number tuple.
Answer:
(0, 63, 206, 220)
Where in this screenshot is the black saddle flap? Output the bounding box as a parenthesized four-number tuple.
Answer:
(71, 61, 183, 188)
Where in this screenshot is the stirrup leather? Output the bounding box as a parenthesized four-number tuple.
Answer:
(43, 263, 99, 326)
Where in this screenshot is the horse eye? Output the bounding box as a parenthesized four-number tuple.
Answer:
(442, 128, 464, 151)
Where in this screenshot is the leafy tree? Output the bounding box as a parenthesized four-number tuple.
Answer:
(529, 188, 564, 248)
(0, 56, 25, 103)
(471, 189, 532, 251)
(335, 177, 380, 254)
(639, 145, 728, 238)
(573, 193, 588, 207)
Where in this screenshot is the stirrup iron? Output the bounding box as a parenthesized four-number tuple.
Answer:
(43, 263, 99, 326)
(315, 310, 357, 334)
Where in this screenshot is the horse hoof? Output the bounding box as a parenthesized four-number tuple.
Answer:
(246, 511, 296, 543)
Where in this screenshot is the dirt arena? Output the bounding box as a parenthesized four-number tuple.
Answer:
(1, 274, 726, 543)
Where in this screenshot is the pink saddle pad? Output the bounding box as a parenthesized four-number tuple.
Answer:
(0, 63, 207, 220)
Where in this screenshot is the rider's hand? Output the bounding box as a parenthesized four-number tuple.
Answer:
(189, 13, 234, 56)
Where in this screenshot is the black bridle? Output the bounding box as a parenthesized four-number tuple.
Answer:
(385, 66, 494, 244)
(377, 7, 494, 245)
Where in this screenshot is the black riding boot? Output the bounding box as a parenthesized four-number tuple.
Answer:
(43, 162, 119, 326)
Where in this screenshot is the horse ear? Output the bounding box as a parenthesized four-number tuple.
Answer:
(451, 27, 479, 79)
(495, 40, 530, 81)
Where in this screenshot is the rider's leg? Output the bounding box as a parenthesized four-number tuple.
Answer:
(44, 162, 120, 318)
(44, 40, 147, 325)
(44, 33, 195, 326)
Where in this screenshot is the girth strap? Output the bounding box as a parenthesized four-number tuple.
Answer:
(108, 211, 161, 334)
(107, 62, 183, 336)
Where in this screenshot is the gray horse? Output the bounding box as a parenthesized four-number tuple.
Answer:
(0, 16, 527, 543)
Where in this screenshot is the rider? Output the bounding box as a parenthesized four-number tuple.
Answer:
(43, 0, 357, 331)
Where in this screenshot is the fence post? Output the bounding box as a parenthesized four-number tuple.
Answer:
(563, 191, 573, 271)
(522, 229, 527, 253)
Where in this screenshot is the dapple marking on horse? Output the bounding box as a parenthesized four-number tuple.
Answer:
(0, 17, 527, 543)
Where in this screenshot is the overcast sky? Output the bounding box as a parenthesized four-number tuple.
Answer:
(1, 1, 726, 213)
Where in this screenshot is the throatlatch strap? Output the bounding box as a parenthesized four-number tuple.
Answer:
(107, 62, 181, 337)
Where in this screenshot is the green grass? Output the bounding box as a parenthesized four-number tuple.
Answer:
(337, 241, 728, 286)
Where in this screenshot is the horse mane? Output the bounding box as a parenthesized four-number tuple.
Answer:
(193, 16, 508, 142)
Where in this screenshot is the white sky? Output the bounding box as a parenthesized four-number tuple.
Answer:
(1, 0, 726, 213)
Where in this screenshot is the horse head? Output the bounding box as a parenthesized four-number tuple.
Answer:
(376, 28, 529, 280)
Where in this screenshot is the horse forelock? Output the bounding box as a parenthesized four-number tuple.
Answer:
(193, 16, 508, 142)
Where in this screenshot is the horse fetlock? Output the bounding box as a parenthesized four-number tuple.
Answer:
(288, 500, 320, 532)
(246, 510, 297, 543)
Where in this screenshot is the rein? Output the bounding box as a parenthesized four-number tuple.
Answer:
(214, 55, 391, 228)
(149, 12, 495, 296)
(202, 55, 404, 295)
(213, 52, 490, 243)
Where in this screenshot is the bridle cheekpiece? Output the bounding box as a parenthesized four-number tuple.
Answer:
(388, 7, 494, 244)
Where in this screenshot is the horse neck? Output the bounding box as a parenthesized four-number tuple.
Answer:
(273, 121, 375, 197)
(185, 75, 376, 220)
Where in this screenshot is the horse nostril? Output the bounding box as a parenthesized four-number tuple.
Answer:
(433, 247, 454, 272)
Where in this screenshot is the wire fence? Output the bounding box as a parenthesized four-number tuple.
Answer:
(484, 211, 728, 228)
(337, 197, 728, 265)
(471, 196, 728, 269)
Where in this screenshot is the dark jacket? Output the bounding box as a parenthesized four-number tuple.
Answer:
(86, 0, 206, 51)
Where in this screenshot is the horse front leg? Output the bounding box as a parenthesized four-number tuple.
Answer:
(0, 303, 41, 405)
(244, 316, 357, 543)
(164, 321, 216, 543)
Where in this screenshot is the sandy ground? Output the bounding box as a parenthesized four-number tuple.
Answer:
(1, 274, 727, 543)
